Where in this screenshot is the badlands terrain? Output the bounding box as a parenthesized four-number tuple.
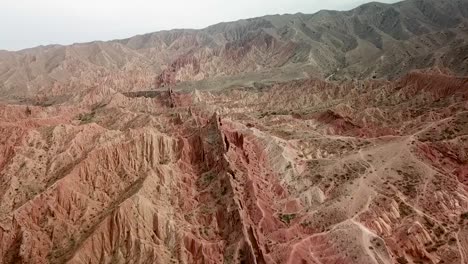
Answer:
(0, 0, 468, 263)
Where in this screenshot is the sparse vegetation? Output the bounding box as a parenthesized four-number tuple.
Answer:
(198, 171, 217, 189)
(396, 256, 408, 264)
(238, 249, 245, 260)
(398, 201, 414, 217)
(461, 212, 468, 220)
(279, 213, 296, 224)
(25, 106, 32, 116)
(434, 226, 445, 237)
(159, 155, 171, 164)
(77, 111, 96, 124)
(221, 186, 228, 195)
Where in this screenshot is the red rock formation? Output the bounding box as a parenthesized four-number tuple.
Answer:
(0, 0, 468, 262)
(0, 70, 466, 263)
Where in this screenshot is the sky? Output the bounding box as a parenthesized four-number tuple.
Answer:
(0, 0, 400, 51)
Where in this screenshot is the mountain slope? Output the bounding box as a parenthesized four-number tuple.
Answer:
(0, 0, 468, 264)
(0, 0, 468, 99)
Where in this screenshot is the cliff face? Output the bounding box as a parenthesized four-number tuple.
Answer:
(0, 69, 467, 264)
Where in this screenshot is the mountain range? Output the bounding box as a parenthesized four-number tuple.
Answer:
(0, 0, 467, 263)
(0, 0, 467, 99)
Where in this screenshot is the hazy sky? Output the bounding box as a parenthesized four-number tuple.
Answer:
(0, 0, 400, 51)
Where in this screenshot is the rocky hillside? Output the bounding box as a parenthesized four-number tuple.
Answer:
(0, 0, 468, 263)
(1, 0, 468, 99)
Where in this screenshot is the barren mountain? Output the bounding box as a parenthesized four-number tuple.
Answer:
(0, 0, 468, 264)
(1, 0, 468, 99)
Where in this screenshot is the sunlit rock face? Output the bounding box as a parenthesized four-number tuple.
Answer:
(1, 0, 468, 263)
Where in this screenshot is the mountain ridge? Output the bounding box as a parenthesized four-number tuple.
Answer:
(1, 0, 467, 100)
